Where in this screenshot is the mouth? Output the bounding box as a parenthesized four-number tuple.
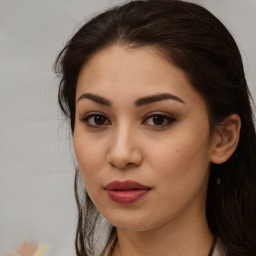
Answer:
(105, 180, 151, 204)
(105, 180, 151, 190)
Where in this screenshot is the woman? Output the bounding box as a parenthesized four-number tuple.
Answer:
(54, 0, 256, 255)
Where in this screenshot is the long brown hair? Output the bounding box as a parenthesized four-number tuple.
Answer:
(54, 1, 256, 255)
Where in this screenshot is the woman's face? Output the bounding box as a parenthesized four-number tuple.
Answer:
(74, 45, 215, 232)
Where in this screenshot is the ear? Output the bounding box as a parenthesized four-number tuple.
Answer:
(210, 114, 241, 164)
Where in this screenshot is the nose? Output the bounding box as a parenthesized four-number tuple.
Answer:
(106, 124, 143, 169)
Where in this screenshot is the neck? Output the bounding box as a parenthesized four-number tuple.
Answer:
(112, 210, 213, 256)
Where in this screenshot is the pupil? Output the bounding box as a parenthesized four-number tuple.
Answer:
(153, 116, 164, 125)
(95, 115, 105, 125)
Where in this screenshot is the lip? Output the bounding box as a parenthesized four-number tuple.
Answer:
(105, 180, 151, 204)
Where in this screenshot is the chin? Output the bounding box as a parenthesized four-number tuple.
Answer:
(104, 211, 167, 233)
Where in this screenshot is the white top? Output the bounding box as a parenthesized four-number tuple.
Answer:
(212, 239, 227, 256)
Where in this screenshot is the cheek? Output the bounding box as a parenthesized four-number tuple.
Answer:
(149, 128, 210, 170)
(148, 128, 211, 194)
(141, 136, 211, 225)
(73, 129, 106, 185)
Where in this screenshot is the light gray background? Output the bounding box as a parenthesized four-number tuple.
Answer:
(0, 0, 255, 255)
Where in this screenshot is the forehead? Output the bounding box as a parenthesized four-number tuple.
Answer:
(76, 45, 202, 106)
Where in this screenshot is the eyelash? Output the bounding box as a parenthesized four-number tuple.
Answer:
(81, 112, 111, 128)
(80, 112, 176, 128)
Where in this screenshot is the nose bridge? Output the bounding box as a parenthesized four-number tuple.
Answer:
(107, 119, 142, 168)
(114, 119, 133, 145)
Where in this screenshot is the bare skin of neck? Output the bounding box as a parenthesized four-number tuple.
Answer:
(112, 202, 213, 256)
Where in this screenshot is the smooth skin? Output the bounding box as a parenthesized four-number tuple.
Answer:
(73, 45, 241, 256)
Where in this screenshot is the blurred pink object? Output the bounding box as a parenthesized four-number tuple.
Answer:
(0, 240, 37, 256)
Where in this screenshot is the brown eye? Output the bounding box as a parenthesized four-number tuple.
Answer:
(94, 115, 106, 125)
(152, 115, 165, 125)
(143, 113, 175, 127)
(82, 113, 110, 127)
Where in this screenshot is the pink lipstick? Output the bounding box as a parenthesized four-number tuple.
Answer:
(105, 180, 151, 204)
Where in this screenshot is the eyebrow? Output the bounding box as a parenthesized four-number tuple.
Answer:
(135, 93, 184, 106)
(77, 93, 112, 106)
(77, 92, 184, 106)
